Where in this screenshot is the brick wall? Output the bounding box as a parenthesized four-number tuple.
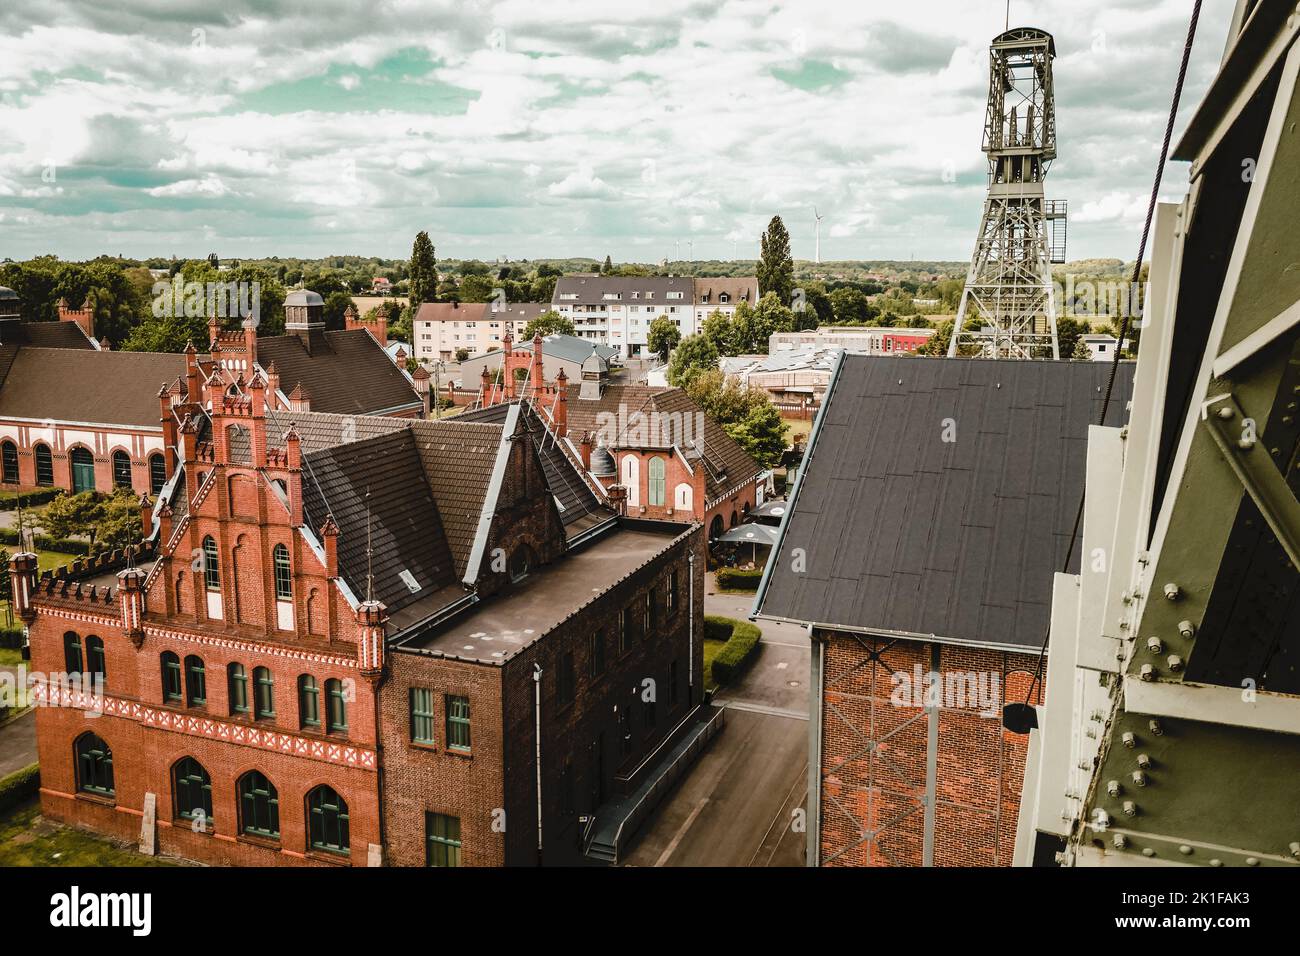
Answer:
(817, 631, 1042, 867)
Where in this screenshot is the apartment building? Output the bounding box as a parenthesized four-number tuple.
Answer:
(410, 302, 552, 362)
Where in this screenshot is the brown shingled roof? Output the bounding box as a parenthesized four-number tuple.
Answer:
(0, 348, 186, 427)
(254, 329, 421, 416)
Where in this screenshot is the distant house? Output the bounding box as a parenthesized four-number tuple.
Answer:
(411, 301, 553, 362)
(770, 326, 935, 355)
(460, 334, 619, 389)
(723, 345, 844, 412)
(372, 277, 393, 295)
(1077, 334, 1129, 361)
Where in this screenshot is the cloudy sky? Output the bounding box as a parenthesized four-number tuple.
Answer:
(0, 0, 1235, 264)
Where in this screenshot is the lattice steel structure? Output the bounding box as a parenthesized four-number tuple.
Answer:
(949, 27, 1065, 360)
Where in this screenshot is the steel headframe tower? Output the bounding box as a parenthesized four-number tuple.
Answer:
(949, 27, 1066, 359)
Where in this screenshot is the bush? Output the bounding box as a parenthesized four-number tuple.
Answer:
(716, 567, 764, 591)
(0, 763, 39, 816)
(0, 627, 24, 649)
(34, 535, 91, 556)
(0, 528, 18, 546)
(704, 615, 763, 685)
(0, 488, 62, 511)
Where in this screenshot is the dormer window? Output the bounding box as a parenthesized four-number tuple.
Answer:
(719, 293, 730, 303)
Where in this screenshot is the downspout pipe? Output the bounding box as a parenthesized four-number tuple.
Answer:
(688, 547, 696, 695)
(533, 662, 544, 864)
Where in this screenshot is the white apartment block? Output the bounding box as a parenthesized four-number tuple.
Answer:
(552, 275, 759, 358)
(411, 301, 553, 362)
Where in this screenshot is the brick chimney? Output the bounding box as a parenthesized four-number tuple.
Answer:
(265, 361, 280, 405)
(288, 382, 311, 413)
(394, 346, 408, 371)
(8, 552, 38, 623)
(284, 425, 303, 526)
(346, 303, 388, 347)
(357, 600, 388, 676)
(554, 368, 569, 438)
(184, 342, 201, 403)
(529, 332, 545, 394)
(58, 298, 94, 340)
(139, 493, 153, 540)
(159, 384, 178, 475)
(578, 431, 592, 471)
(117, 566, 146, 647)
(321, 515, 339, 578)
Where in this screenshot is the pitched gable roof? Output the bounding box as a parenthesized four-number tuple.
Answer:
(0, 348, 186, 427)
(255, 328, 421, 416)
(562, 383, 763, 504)
(754, 354, 1137, 651)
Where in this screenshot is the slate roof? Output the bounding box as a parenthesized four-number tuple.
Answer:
(458, 402, 612, 538)
(552, 275, 694, 307)
(265, 409, 409, 453)
(694, 277, 759, 306)
(408, 418, 504, 578)
(0, 348, 186, 427)
(754, 354, 1137, 651)
(0, 320, 97, 351)
(255, 329, 422, 416)
(300, 429, 464, 616)
(563, 383, 763, 504)
(412, 302, 552, 325)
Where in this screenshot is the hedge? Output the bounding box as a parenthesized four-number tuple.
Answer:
(34, 535, 91, 556)
(0, 488, 62, 511)
(0, 528, 17, 545)
(0, 763, 39, 816)
(704, 615, 762, 685)
(0, 627, 24, 649)
(716, 567, 764, 591)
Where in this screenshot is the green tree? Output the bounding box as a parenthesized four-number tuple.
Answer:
(666, 333, 719, 389)
(42, 492, 105, 547)
(522, 310, 576, 339)
(602, 255, 613, 274)
(1070, 337, 1092, 360)
(322, 291, 354, 331)
(458, 275, 496, 303)
(700, 310, 735, 356)
(723, 402, 789, 469)
(408, 231, 438, 305)
(647, 316, 681, 362)
(829, 286, 874, 325)
(749, 292, 795, 352)
(757, 215, 794, 306)
(1056, 317, 1086, 359)
(96, 490, 144, 551)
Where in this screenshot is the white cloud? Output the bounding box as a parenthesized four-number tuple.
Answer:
(147, 174, 231, 198)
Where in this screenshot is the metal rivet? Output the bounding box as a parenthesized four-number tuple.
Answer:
(1123, 800, 1137, 816)
(1142, 847, 1156, 857)
(1140, 664, 1156, 681)
(1167, 655, 1184, 672)
(1163, 583, 1180, 601)
(1178, 620, 1195, 638)
(1132, 770, 1147, 787)
(1136, 753, 1151, 769)
(1210, 858, 1223, 867)
(1179, 845, 1193, 855)
(1107, 780, 1121, 797)
(1290, 842, 1300, 859)
(1147, 636, 1164, 654)
(1216, 406, 1234, 420)
(1122, 732, 1136, 748)
(1149, 719, 1164, 737)
(1113, 834, 1128, 849)
(1246, 857, 1259, 866)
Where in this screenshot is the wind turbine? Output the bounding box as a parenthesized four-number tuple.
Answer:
(814, 206, 825, 264)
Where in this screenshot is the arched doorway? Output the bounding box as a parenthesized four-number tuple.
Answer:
(70, 447, 95, 494)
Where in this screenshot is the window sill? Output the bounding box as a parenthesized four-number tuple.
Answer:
(236, 833, 282, 852)
(446, 747, 472, 759)
(305, 849, 352, 867)
(174, 817, 215, 836)
(75, 791, 116, 808)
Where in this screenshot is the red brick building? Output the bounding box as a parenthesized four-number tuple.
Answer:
(753, 355, 1135, 866)
(0, 288, 425, 502)
(16, 357, 707, 865)
(467, 331, 766, 541)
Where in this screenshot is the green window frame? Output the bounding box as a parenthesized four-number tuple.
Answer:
(64, 632, 83, 674)
(184, 655, 206, 706)
(446, 695, 471, 752)
(239, 771, 279, 839)
(326, 679, 347, 734)
(173, 757, 213, 826)
(1, 440, 17, 483)
(648, 455, 665, 506)
(308, 786, 350, 855)
(425, 812, 462, 867)
(254, 667, 275, 719)
(298, 675, 320, 728)
(273, 544, 292, 600)
(85, 636, 105, 681)
(161, 651, 182, 703)
(228, 663, 249, 715)
(202, 536, 220, 591)
(76, 733, 114, 797)
(149, 453, 166, 496)
(34, 444, 53, 486)
(112, 450, 132, 489)
(410, 687, 435, 745)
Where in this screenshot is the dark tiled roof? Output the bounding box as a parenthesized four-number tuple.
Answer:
(265, 409, 409, 453)
(300, 429, 461, 615)
(0, 348, 186, 427)
(255, 329, 421, 416)
(458, 402, 611, 535)
(0, 320, 97, 350)
(694, 277, 759, 306)
(409, 419, 504, 577)
(552, 274, 694, 307)
(563, 384, 763, 504)
(755, 355, 1137, 650)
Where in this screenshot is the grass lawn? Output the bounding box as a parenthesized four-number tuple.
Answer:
(0, 647, 21, 668)
(702, 638, 726, 693)
(0, 546, 84, 624)
(0, 797, 185, 867)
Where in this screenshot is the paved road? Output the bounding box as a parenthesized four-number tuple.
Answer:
(621, 578, 811, 866)
(621, 708, 807, 867)
(0, 709, 36, 779)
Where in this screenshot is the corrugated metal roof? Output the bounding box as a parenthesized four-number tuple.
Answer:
(754, 354, 1137, 650)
